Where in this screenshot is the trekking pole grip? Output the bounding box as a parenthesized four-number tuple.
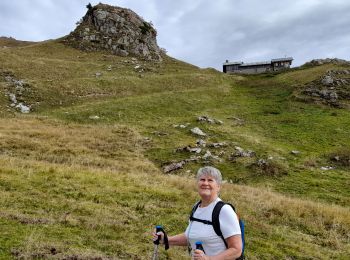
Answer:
(154, 225, 162, 245)
(153, 225, 169, 250)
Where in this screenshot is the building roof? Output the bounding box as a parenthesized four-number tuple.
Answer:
(224, 57, 293, 66)
(223, 61, 243, 66)
(271, 57, 293, 62)
(239, 61, 271, 67)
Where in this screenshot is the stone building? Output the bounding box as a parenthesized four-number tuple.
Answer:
(223, 57, 293, 74)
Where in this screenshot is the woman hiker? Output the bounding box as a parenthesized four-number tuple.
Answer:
(152, 166, 242, 259)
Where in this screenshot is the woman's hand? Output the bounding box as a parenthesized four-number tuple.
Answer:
(192, 249, 210, 260)
(152, 229, 164, 244)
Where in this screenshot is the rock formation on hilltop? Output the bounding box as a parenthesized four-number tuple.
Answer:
(295, 69, 350, 108)
(303, 58, 350, 67)
(63, 3, 162, 61)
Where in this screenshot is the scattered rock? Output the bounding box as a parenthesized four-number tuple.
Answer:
(202, 150, 222, 162)
(257, 159, 268, 167)
(196, 139, 206, 147)
(291, 150, 300, 155)
(143, 137, 152, 142)
(320, 166, 335, 171)
(185, 156, 201, 162)
(89, 115, 100, 120)
(163, 161, 186, 173)
(208, 142, 227, 148)
(197, 115, 223, 124)
(233, 146, 255, 157)
(173, 123, 190, 128)
(2, 73, 33, 113)
(190, 127, 207, 137)
(9, 93, 17, 103)
(176, 146, 201, 154)
(189, 147, 202, 153)
(95, 72, 102, 77)
(15, 103, 30, 113)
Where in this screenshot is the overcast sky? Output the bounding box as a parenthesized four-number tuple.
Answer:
(1, 0, 350, 70)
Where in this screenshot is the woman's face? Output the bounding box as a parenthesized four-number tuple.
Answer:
(197, 174, 220, 200)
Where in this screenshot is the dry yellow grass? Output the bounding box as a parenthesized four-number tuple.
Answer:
(0, 116, 155, 171)
(0, 116, 349, 258)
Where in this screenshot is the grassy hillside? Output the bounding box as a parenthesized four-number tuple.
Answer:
(0, 40, 350, 259)
(0, 37, 36, 48)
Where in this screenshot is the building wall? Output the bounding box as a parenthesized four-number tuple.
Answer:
(272, 61, 292, 71)
(224, 64, 241, 73)
(225, 64, 271, 74)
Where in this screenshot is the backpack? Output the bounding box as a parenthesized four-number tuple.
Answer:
(189, 200, 245, 260)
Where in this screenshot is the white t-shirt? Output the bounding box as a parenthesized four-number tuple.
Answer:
(185, 198, 241, 256)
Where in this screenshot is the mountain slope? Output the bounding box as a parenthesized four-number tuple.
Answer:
(0, 39, 350, 259)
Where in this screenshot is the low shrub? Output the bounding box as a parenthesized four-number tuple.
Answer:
(329, 147, 350, 167)
(250, 159, 288, 177)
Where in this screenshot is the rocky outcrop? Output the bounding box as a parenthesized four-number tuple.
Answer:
(297, 69, 350, 107)
(303, 58, 350, 67)
(63, 3, 162, 61)
(1, 71, 32, 113)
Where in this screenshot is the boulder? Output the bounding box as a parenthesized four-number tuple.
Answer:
(190, 127, 207, 137)
(321, 75, 333, 86)
(63, 3, 162, 61)
(163, 161, 186, 173)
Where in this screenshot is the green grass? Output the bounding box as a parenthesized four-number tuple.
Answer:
(44, 67, 350, 206)
(1, 40, 350, 259)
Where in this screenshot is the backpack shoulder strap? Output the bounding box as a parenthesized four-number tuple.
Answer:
(189, 201, 213, 225)
(212, 201, 237, 247)
(190, 201, 201, 218)
(213, 201, 245, 259)
(212, 201, 226, 246)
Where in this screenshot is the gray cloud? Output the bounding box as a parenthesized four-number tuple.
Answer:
(1, 0, 349, 70)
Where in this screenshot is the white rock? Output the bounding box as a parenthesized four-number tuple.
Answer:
(322, 76, 333, 86)
(203, 150, 213, 160)
(320, 166, 334, 171)
(89, 115, 100, 120)
(9, 93, 17, 103)
(196, 139, 206, 147)
(191, 127, 207, 137)
(15, 103, 30, 113)
(188, 147, 202, 154)
(202, 150, 221, 161)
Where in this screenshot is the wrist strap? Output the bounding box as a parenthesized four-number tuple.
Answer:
(159, 227, 169, 250)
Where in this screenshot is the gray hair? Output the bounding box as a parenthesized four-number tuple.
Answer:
(196, 166, 222, 185)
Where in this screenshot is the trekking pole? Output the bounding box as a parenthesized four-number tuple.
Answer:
(152, 225, 162, 260)
(195, 241, 205, 255)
